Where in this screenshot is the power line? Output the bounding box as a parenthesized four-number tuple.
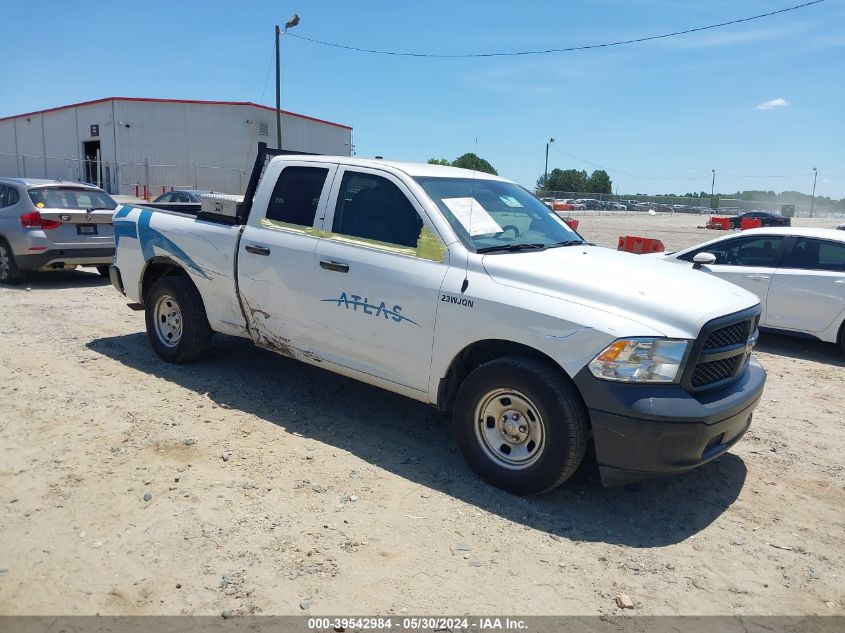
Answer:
(549, 145, 710, 182)
(284, 1, 825, 58)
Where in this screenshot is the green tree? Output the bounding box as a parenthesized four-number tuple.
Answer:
(542, 168, 588, 193)
(427, 158, 451, 166)
(586, 169, 612, 194)
(450, 152, 498, 175)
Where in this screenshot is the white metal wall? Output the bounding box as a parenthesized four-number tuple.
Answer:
(0, 99, 352, 195)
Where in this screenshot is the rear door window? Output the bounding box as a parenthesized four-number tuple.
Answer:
(265, 166, 330, 226)
(783, 238, 845, 272)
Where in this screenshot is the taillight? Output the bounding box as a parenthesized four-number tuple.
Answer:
(20, 211, 62, 230)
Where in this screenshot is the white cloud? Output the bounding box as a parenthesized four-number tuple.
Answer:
(756, 98, 790, 110)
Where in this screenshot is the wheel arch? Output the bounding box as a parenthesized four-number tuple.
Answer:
(436, 338, 582, 412)
(139, 256, 192, 304)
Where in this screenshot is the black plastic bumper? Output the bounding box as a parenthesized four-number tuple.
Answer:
(109, 265, 125, 295)
(573, 359, 766, 485)
(15, 247, 115, 270)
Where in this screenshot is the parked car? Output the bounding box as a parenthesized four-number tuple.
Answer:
(0, 178, 117, 283)
(575, 198, 601, 210)
(729, 211, 790, 230)
(153, 189, 212, 203)
(563, 199, 586, 210)
(838, 223, 845, 231)
(652, 227, 845, 352)
(607, 201, 627, 211)
(110, 148, 766, 494)
(552, 199, 575, 212)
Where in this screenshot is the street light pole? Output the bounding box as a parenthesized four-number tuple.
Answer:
(544, 137, 555, 192)
(810, 167, 818, 217)
(275, 14, 300, 152)
(275, 24, 281, 150)
(710, 169, 716, 209)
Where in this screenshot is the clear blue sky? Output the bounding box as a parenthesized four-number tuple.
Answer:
(2, 0, 843, 197)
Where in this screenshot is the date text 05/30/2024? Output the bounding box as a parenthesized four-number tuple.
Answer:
(307, 617, 527, 630)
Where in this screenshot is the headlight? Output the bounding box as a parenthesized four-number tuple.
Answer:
(588, 338, 689, 383)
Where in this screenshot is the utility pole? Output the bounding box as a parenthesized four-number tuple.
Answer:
(275, 14, 300, 152)
(544, 138, 554, 193)
(810, 167, 818, 217)
(710, 169, 716, 209)
(275, 24, 281, 150)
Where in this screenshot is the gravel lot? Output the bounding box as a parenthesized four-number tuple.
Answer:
(0, 214, 843, 616)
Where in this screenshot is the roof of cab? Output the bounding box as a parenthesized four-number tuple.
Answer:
(271, 155, 510, 182)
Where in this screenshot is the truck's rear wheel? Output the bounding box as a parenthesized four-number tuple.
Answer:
(145, 275, 213, 363)
(453, 356, 588, 495)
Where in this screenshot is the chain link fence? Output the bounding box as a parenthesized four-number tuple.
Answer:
(538, 191, 843, 218)
(0, 152, 247, 199)
(2, 151, 842, 216)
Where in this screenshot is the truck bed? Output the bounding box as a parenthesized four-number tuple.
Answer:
(113, 204, 249, 337)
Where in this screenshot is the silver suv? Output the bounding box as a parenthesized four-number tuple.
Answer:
(0, 178, 117, 284)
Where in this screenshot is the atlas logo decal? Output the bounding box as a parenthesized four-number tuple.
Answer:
(321, 292, 420, 326)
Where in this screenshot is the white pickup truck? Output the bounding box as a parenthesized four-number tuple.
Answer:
(110, 147, 766, 494)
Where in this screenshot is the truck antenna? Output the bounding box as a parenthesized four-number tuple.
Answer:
(462, 137, 479, 294)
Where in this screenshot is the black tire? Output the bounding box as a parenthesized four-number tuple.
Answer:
(96, 265, 111, 278)
(144, 275, 213, 363)
(452, 356, 589, 495)
(0, 239, 24, 285)
(838, 321, 845, 356)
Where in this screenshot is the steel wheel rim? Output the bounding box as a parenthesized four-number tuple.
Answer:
(154, 294, 183, 347)
(474, 388, 545, 470)
(0, 245, 9, 280)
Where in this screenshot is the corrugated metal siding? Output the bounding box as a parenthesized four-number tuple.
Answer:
(0, 99, 351, 195)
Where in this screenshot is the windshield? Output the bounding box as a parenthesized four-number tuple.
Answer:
(414, 177, 583, 252)
(28, 187, 117, 210)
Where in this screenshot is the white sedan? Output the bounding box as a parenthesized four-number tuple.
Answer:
(653, 227, 845, 352)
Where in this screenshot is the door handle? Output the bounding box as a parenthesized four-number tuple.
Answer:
(320, 260, 349, 273)
(245, 244, 271, 256)
(746, 274, 770, 281)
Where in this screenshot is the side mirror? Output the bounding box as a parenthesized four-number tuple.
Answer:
(692, 252, 717, 269)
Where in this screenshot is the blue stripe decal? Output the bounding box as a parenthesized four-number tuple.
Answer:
(114, 206, 209, 279)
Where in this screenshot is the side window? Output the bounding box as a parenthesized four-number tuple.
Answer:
(9, 187, 18, 205)
(681, 236, 784, 266)
(158, 193, 174, 203)
(783, 238, 845, 272)
(266, 166, 329, 226)
(332, 171, 423, 248)
(0, 186, 6, 207)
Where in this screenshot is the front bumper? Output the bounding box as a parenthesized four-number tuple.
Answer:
(15, 247, 115, 270)
(573, 358, 766, 485)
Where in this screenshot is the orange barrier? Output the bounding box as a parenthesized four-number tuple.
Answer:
(563, 218, 579, 231)
(617, 235, 665, 254)
(740, 217, 762, 231)
(707, 216, 732, 230)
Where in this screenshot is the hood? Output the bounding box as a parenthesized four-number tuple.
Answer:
(482, 245, 758, 339)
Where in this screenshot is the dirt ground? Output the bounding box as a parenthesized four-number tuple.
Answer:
(0, 214, 843, 616)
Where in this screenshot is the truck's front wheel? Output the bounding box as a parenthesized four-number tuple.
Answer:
(145, 275, 213, 363)
(453, 356, 589, 495)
